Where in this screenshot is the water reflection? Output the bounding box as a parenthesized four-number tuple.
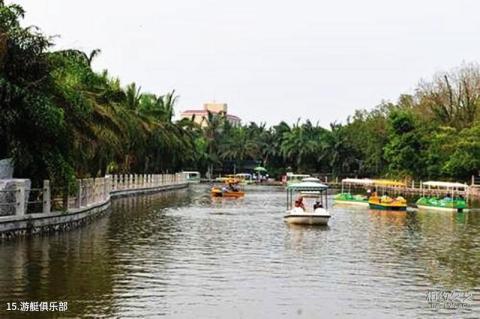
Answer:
(0, 186, 478, 318)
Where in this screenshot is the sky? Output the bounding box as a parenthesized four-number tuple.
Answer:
(12, 0, 480, 127)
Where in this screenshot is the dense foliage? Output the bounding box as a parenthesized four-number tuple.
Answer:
(2, 1, 480, 185)
(0, 1, 194, 186)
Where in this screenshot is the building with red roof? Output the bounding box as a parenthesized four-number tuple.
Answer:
(180, 102, 241, 127)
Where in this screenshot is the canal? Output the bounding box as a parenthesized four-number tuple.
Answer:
(0, 185, 479, 318)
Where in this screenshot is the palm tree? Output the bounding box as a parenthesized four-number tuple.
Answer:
(202, 111, 227, 178)
(125, 82, 142, 112)
(219, 126, 260, 165)
(280, 121, 320, 171)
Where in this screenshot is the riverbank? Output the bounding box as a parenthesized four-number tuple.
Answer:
(0, 174, 188, 240)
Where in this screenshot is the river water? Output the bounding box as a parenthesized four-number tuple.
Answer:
(0, 185, 479, 318)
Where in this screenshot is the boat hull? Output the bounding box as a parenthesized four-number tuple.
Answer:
(284, 208, 331, 225)
(283, 214, 330, 225)
(211, 189, 245, 198)
(416, 204, 465, 212)
(334, 199, 369, 206)
(368, 203, 406, 211)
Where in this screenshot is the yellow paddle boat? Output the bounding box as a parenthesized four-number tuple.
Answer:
(368, 180, 407, 211)
(368, 193, 407, 211)
(211, 178, 245, 198)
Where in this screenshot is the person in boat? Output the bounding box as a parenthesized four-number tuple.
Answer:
(381, 192, 393, 203)
(313, 201, 323, 210)
(444, 193, 452, 201)
(228, 183, 239, 192)
(295, 196, 305, 211)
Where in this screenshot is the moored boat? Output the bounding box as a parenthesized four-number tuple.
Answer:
(368, 180, 407, 211)
(235, 173, 254, 185)
(416, 181, 468, 212)
(335, 193, 369, 205)
(284, 182, 330, 226)
(334, 178, 373, 206)
(181, 171, 201, 183)
(283, 172, 311, 187)
(368, 194, 407, 211)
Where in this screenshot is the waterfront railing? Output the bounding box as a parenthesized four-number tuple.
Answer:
(0, 173, 186, 219)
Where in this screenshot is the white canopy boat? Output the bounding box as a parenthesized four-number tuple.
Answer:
(284, 182, 331, 226)
(416, 181, 468, 212)
(334, 178, 373, 206)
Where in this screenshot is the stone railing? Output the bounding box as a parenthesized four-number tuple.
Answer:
(0, 173, 186, 218)
(110, 173, 185, 191)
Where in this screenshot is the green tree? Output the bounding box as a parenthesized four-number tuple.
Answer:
(383, 110, 426, 177)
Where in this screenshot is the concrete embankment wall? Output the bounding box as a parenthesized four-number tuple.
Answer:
(0, 174, 188, 239)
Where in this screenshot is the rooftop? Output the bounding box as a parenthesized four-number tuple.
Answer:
(181, 109, 241, 121)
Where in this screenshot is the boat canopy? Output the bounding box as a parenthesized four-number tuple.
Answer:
(302, 177, 321, 183)
(182, 171, 200, 176)
(423, 181, 468, 189)
(372, 179, 406, 187)
(286, 173, 310, 177)
(287, 182, 328, 191)
(341, 178, 373, 185)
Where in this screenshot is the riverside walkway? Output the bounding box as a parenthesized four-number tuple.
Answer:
(0, 173, 188, 239)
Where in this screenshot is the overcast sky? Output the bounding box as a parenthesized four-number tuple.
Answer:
(13, 0, 480, 127)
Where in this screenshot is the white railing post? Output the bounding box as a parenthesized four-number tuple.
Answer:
(93, 178, 97, 204)
(92, 178, 96, 204)
(103, 177, 107, 201)
(77, 179, 83, 208)
(85, 178, 89, 205)
(88, 178, 93, 205)
(15, 182, 25, 217)
(43, 180, 51, 214)
(108, 176, 112, 198)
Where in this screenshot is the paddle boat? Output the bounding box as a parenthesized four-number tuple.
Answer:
(284, 181, 331, 225)
(416, 181, 468, 212)
(235, 173, 254, 185)
(368, 180, 407, 211)
(181, 171, 201, 183)
(334, 178, 373, 206)
(211, 178, 245, 198)
(302, 177, 321, 183)
(283, 172, 311, 187)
